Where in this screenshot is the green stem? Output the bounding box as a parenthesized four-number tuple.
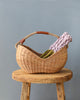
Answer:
(43, 50, 54, 58)
(40, 50, 50, 58)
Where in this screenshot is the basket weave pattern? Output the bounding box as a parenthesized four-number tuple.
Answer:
(16, 45, 67, 73)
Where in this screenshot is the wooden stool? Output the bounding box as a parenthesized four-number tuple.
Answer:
(12, 68, 73, 100)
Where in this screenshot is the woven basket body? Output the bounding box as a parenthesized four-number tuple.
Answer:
(16, 31, 68, 73)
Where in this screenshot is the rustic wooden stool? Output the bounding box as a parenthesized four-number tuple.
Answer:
(12, 68, 73, 100)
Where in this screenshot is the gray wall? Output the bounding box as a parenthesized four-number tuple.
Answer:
(0, 0, 80, 100)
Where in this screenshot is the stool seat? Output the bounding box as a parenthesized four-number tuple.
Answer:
(12, 68, 72, 83)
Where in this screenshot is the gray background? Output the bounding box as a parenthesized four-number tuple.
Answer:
(0, 0, 80, 100)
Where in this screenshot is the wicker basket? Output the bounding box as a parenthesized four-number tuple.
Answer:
(15, 31, 68, 73)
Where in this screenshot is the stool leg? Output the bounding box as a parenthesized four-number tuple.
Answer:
(56, 83, 65, 100)
(27, 83, 31, 100)
(21, 82, 31, 100)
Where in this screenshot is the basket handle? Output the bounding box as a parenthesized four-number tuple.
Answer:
(15, 31, 59, 48)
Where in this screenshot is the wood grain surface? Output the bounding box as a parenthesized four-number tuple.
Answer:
(21, 83, 31, 100)
(12, 68, 73, 83)
(56, 83, 65, 100)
